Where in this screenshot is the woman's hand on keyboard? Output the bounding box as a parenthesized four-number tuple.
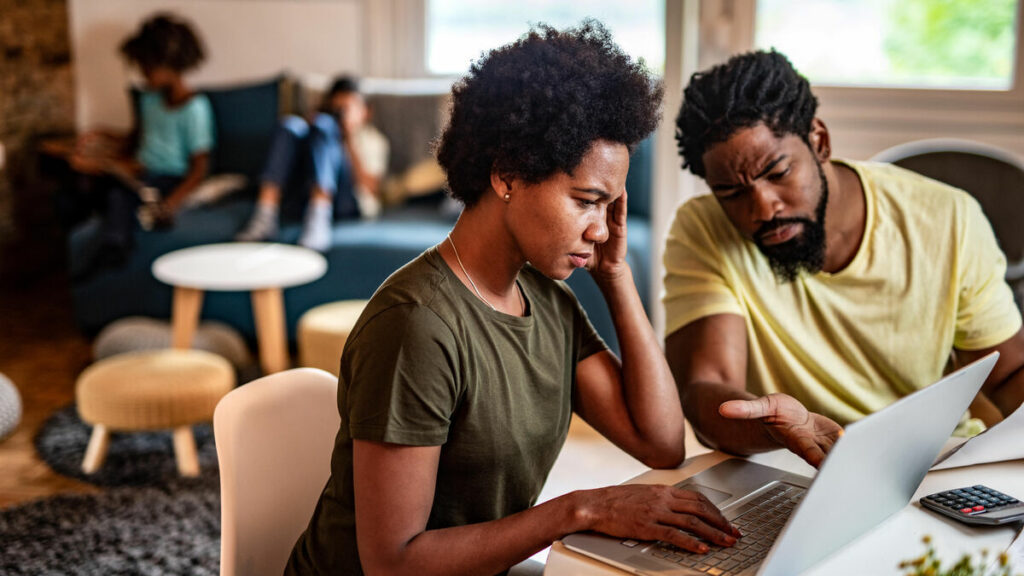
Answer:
(571, 484, 743, 553)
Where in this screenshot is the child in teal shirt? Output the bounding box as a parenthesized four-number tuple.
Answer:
(72, 13, 213, 274)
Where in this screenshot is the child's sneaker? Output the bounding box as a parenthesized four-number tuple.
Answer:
(298, 200, 333, 252)
(235, 205, 279, 242)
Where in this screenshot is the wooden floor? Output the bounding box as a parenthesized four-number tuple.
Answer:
(0, 271, 100, 508)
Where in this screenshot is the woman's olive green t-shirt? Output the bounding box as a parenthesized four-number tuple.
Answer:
(286, 246, 608, 575)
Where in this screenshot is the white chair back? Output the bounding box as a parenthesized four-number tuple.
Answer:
(214, 368, 339, 576)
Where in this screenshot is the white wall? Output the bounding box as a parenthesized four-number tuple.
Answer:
(69, 0, 365, 131)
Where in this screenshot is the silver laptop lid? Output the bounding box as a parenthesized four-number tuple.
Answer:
(758, 351, 999, 576)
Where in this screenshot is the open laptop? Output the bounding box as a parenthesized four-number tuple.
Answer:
(562, 352, 999, 576)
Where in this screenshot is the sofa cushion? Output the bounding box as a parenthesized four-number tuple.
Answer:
(203, 77, 283, 179)
(70, 196, 650, 355)
(625, 136, 654, 219)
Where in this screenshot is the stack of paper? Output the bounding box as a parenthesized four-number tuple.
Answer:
(932, 400, 1024, 470)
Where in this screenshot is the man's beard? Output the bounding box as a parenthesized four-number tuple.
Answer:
(753, 164, 829, 282)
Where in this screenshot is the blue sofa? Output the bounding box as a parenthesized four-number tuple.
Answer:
(68, 77, 654, 354)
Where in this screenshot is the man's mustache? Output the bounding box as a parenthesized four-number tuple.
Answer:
(755, 217, 812, 243)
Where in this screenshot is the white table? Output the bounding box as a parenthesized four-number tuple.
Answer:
(152, 242, 327, 375)
(546, 449, 1024, 575)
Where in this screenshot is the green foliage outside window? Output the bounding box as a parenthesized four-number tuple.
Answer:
(885, 0, 1018, 87)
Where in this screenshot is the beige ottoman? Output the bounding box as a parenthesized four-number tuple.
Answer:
(298, 300, 369, 376)
(75, 349, 235, 477)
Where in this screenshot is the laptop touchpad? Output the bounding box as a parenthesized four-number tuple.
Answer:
(678, 482, 733, 505)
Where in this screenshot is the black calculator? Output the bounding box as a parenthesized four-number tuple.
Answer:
(920, 485, 1024, 526)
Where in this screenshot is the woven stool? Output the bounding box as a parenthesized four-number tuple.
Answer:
(75, 349, 235, 477)
(0, 372, 21, 441)
(297, 300, 369, 376)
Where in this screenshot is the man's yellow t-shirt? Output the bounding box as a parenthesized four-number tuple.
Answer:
(663, 160, 1021, 426)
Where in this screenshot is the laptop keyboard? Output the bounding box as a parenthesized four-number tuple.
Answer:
(634, 483, 806, 575)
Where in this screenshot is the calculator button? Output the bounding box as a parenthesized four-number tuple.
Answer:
(973, 505, 985, 512)
(960, 508, 973, 514)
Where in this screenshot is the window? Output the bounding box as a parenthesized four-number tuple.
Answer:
(425, 0, 665, 75)
(754, 0, 1019, 90)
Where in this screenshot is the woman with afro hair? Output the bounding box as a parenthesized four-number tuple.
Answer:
(285, 21, 739, 576)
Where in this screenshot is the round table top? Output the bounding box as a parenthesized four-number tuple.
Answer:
(152, 242, 328, 291)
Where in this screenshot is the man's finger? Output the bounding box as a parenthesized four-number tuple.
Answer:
(719, 397, 775, 420)
(789, 434, 828, 468)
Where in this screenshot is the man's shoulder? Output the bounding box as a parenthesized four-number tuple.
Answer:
(670, 193, 737, 244)
(673, 193, 721, 224)
(846, 159, 973, 207)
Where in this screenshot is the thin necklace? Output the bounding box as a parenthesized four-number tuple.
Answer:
(447, 234, 524, 315)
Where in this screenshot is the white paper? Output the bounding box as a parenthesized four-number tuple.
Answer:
(932, 400, 1024, 470)
(987, 523, 1024, 573)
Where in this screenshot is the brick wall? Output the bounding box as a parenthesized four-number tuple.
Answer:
(0, 0, 75, 274)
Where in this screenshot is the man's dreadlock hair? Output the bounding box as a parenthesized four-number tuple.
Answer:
(120, 13, 206, 73)
(675, 50, 817, 178)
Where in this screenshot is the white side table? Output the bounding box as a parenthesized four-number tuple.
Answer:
(153, 243, 327, 375)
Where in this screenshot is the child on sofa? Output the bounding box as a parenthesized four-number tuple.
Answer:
(71, 13, 213, 273)
(234, 76, 389, 252)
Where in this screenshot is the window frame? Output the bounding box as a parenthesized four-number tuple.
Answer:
(699, 0, 1024, 123)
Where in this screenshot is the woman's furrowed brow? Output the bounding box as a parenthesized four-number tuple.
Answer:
(572, 187, 611, 200)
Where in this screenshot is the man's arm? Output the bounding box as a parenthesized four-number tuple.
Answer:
(665, 314, 843, 468)
(666, 314, 773, 453)
(958, 326, 1024, 418)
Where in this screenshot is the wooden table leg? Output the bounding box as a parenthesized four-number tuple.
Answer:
(251, 287, 288, 374)
(82, 424, 110, 474)
(172, 426, 200, 477)
(171, 286, 204, 349)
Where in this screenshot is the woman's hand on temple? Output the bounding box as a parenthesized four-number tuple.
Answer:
(589, 189, 630, 284)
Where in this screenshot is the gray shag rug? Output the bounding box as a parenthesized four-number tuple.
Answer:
(0, 476, 220, 575)
(0, 404, 223, 575)
(34, 404, 219, 487)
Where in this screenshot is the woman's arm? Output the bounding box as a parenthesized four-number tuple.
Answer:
(353, 439, 738, 576)
(574, 191, 687, 468)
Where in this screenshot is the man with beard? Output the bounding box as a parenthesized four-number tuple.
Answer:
(663, 50, 1024, 468)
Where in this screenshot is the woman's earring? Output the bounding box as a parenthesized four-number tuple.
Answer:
(503, 192, 511, 203)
